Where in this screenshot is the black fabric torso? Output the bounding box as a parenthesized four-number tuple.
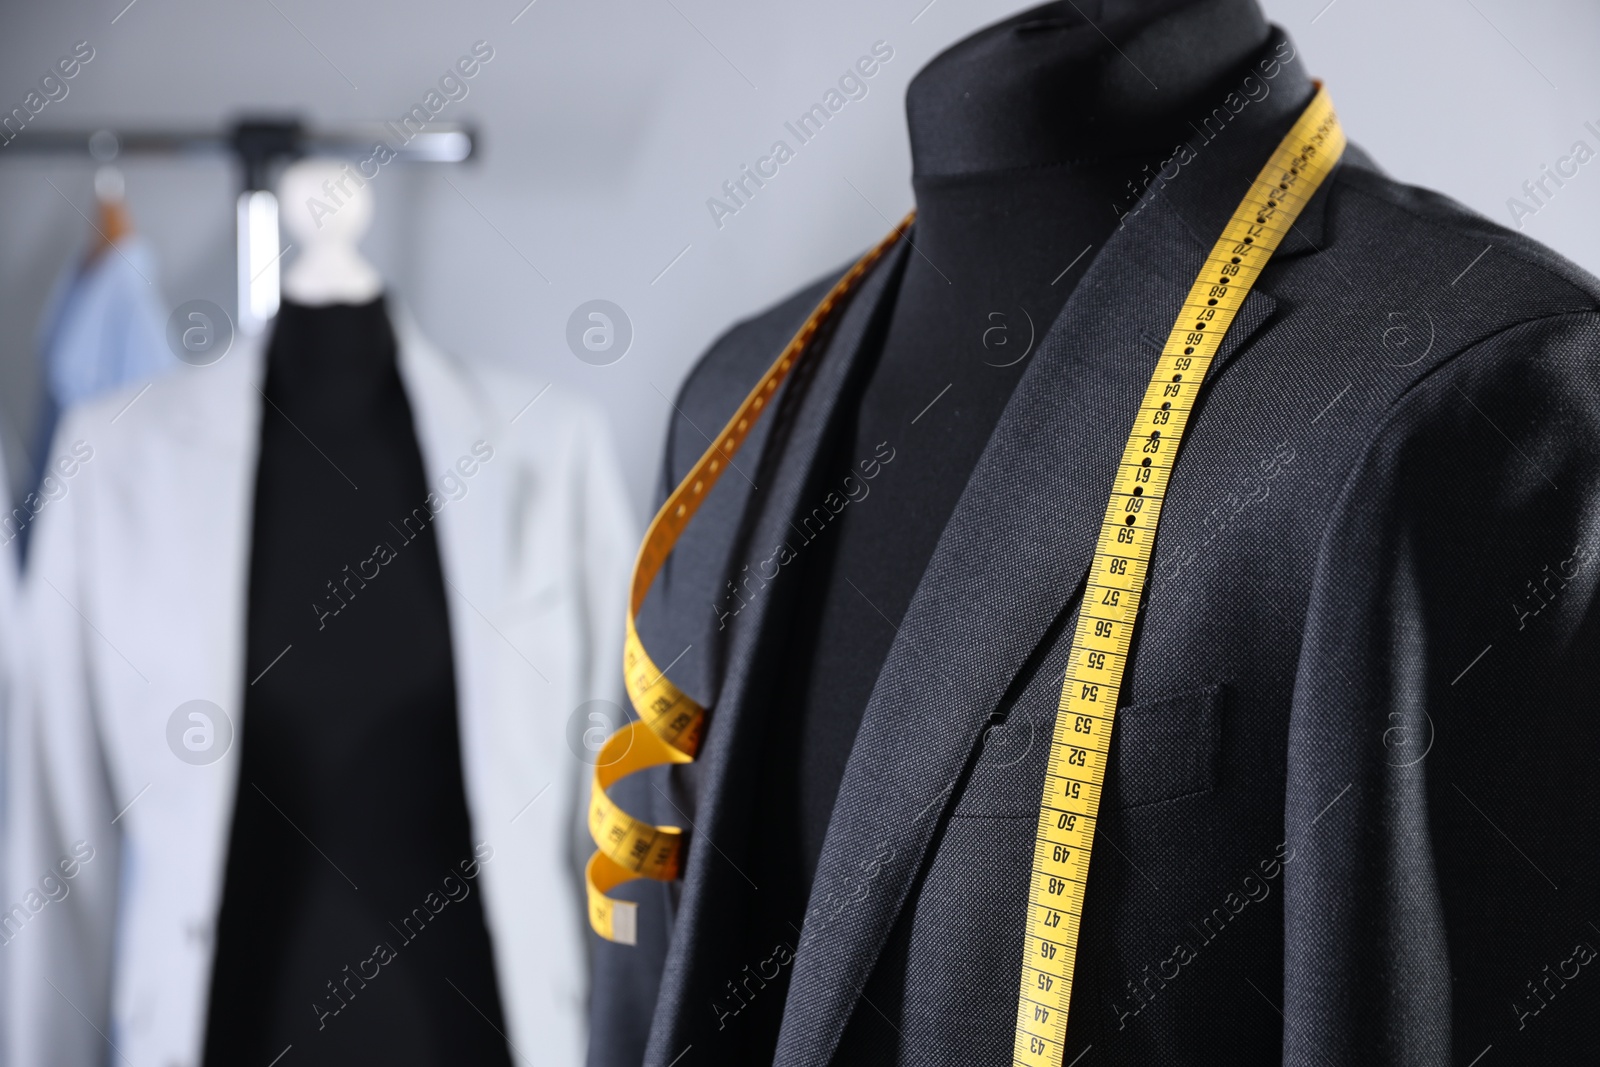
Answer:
(738, 0, 1271, 1057)
(204, 298, 512, 1066)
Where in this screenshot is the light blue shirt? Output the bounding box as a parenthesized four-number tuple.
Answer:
(36, 236, 173, 409)
(17, 237, 173, 562)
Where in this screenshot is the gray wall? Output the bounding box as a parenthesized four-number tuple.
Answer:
(2, 0, 1597, 513)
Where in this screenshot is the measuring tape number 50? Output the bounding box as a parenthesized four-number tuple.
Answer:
(1012, 86, 1344, 1064)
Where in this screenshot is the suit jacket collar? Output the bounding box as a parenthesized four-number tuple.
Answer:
(771, 38, 1335, 1065)
(1134, 27, 1330, 262)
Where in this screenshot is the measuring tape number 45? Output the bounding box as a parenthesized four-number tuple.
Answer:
(1012, 86, 1343, 1064)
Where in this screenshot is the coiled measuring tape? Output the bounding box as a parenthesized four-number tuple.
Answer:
(1012, 85, 1343, 1063)
(586, 218, 914, 944)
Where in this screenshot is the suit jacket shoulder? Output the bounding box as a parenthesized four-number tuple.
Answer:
(1337, 155, 1600, 308)
(1323, 151, 1600, 353)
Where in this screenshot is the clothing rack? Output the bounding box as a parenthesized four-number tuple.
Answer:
(2, 117, 478, 333)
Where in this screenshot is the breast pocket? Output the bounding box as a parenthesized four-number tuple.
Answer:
(952, 682, 1227, 819)
(842, 685, 1229, 1063)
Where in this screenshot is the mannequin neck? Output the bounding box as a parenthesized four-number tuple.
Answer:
(907, 0, 1271, 179)
(282, 243, 384, 306)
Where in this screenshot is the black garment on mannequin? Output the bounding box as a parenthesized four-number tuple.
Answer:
(738, 0, 1272, 1056)
(203, 298, 512, 1066)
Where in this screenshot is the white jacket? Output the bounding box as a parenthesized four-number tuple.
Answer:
(0, 432, 16, 1067)
(6, 310, 635, 1066)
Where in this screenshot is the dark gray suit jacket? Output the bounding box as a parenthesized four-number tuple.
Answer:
(589, 42, 1600, 1067)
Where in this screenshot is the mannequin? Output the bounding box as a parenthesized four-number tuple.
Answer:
(203, 159, 512, 1064)
(740, 0, 1277, 1056)
(590, 2, 1600, 1062)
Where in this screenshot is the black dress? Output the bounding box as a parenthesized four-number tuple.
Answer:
(203, 297, 514, 1066)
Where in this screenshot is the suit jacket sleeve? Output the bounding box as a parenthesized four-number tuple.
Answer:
(6, 410, 121, 1067)
(1284, 310, 1600, 1064)
(584, 364, 692, 1067)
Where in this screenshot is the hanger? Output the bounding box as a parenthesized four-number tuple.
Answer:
(3, 119, 474, 331)
(87, 167, 133, 265)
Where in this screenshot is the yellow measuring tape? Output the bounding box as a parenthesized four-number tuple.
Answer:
(586, 218, 915, 944)
(587, 88, 1343, 1061)
(1012, 86, 1343, 1062)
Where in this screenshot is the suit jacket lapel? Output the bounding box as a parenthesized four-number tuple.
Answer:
(772, 69, 1332, 1065)
(389, 309, 513, 839)
(643, 240, 911, 1065)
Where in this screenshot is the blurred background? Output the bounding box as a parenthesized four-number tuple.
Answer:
(1, 0, 1597, 512)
